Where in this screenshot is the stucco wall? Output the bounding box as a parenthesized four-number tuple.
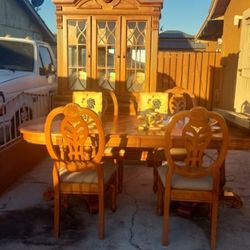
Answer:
(0, 0, 43, 40)
(220, 0, 250, 110)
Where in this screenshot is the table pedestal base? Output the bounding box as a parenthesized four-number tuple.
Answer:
(176, 191, 243, 218)
(220, 190, 243, 208)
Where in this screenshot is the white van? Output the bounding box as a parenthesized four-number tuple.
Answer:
(0, 36, 57, 144)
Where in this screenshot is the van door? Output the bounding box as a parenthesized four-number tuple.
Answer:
(235, 8, 250, 113)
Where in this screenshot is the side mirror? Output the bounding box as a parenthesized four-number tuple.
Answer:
(39, 67, 45, 76)
(39, 64, 56, 77)
(48, 64, 56, 74)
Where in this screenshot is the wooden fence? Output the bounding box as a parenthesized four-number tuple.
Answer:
(157, 51, 222, 110)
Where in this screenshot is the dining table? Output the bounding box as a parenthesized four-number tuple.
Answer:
(19, 114, 226, 148)
(19, 113, 250, 209)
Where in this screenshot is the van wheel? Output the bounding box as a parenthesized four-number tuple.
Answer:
(11, 107, 32, 139)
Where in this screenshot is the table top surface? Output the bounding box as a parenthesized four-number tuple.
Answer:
(19, 114, 250, 149)
(19, 115, 168, 146)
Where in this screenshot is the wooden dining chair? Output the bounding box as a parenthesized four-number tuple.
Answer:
(138, 92, 169, 115)
(157, 106, 229, 250)
(152, 86, 197, 192)
(72, 90, 118, 117)
(165, 86, 197, 115)
(44, 103, 118, 239)
(72, 90, 124, 192)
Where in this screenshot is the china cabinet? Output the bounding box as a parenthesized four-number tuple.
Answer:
(53, 0, 163, 112)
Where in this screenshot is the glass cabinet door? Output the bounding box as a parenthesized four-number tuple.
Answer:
(65, 17, 150, 94)
(124, 20, 148, 92)
(122, 19, 150, 92)
(96, 20, 117, 90)
(67, 19, 90, 90)
(92, 17, 121, 91)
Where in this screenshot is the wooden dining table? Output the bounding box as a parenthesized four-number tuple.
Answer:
(19, 114, 225, 148)
(19, 113, 224, 190)
(19, 113, 249, 210)
(20, 114, 162, 146)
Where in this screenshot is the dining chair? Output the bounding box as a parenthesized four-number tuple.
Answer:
(165, 86, 197, 115)
(138, 92, 169, 115)
(152, 86, 197, 192)
(72, 90, 124, 192)
(157, 106, 229, 250)
(44, 103, 118, 239)
(72, 90, 118, 117)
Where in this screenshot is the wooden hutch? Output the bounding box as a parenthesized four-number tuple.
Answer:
(52, 0, 163, 113)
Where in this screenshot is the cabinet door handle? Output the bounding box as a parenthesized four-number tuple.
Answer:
(88, 54, 91, 58)
(117, 55, 120, 58)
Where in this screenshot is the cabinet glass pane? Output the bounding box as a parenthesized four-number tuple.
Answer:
(97, 20, 116, 90)
(126, 21, 146, 92)
(68, 68, 87, 90)
(97, 69, 116, 90)
(68, 46, 77, 67)
(79, 46, 86, 67)
(67, 20, 87, 90)
(97, 47, 105, 67)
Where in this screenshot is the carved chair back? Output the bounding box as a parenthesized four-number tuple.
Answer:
(165, 106, 229, 179)
(45, 103, 105, 173)
(165, 86, 196, 115)
(72, 90, 118, 116)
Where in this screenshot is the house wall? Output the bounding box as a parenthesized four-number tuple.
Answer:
(0, 0, 43, 40)
(204, 41, 221, 52)
(220, 0, 250, 110)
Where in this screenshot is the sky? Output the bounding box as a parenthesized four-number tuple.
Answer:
(36, 0, 211, 36)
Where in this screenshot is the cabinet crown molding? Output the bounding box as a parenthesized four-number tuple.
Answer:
(52, 0, 162, 10)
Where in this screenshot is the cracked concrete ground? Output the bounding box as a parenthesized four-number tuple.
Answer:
(0, 150, 250, 250)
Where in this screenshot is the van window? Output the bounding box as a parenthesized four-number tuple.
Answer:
(39, 46, 53, 75)
(0, 41, 34, 72)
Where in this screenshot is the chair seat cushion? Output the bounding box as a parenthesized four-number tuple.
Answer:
(158, 163, 213, 191)
(59, 160, 117, 184)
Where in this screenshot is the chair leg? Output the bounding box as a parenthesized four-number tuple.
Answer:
(152, 157, 162, 193)
(53, 190, 60, 238)
(153, 166, 158, 193)
(63, 194, 69, 211)
(145, 149, 158, 193)
(210, 197, 219, 250)
(98, 192, 105, 240)
(117, 159, 124, 193)
(162, 188, 171, 246)
(157, 178, 164, 215)
(110, 177, 117, 212)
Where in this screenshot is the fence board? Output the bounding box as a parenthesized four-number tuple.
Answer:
(157, 51, 222, 110)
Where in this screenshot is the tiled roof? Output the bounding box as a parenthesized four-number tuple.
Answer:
(159, 30, 206, 51)
(159, 30, 194, 39)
